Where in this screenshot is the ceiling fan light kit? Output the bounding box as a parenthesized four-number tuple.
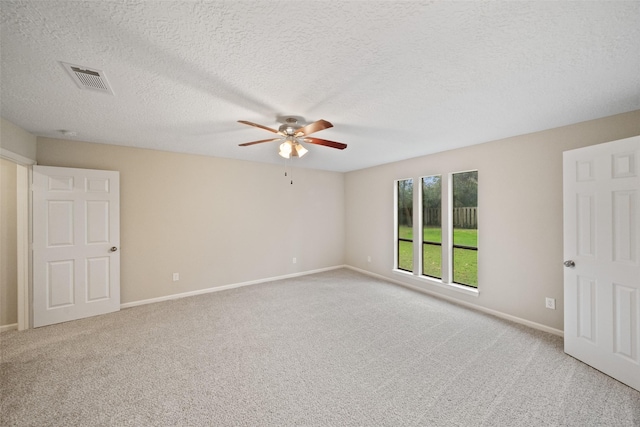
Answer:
(238, 117, 347, 158)
(278, 137, 308, 159)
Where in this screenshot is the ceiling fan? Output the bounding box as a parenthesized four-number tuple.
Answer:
(237, 117, 347, 158)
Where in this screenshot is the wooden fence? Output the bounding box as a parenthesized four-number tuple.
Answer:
(425, 207, 477, 229)
(453, 207, 478, 229)
(424, 208, 440, 226)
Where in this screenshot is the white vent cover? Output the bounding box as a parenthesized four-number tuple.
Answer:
(60, 62, 114, 95)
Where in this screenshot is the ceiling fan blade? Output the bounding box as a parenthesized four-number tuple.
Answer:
(238, 137, 282, 147)
(238, 120, 281, 134)
(294, 119, 333, 136)
(303, 137, 347, 150)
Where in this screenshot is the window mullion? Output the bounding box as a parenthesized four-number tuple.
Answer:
(442, 173, 453, 283)
(414, 175, 422, 276)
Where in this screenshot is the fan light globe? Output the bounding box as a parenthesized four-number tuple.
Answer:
(279, 141, 292, 158)
(294, 143, 308, 157)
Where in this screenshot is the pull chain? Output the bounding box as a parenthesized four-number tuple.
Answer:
(283, 157, 293, 184)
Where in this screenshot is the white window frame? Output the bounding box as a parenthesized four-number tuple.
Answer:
(393, 171, 479, 297)
(394, 177, 415, 273)
(420, 174, 443, 281)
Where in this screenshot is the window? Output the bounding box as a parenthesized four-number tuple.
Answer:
(422, 176, 442, 279)
(397, 179, 413, 272)
(452, 171, 478, 287)
(395, 171, 479, 291)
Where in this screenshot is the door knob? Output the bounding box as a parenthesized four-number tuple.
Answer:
(110, 246, 118, 252)
(564, 260, 575, 268)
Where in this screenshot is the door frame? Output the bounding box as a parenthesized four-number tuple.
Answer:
(0, 148, 34, 331)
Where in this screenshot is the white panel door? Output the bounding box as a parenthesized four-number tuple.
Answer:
(563, 135, 640, 391)
(33, 166, 120, 327)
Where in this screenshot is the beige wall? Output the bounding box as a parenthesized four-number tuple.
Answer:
(6, 110, 640, 331)
(37, 139, 345, 304)
(0, 158, 18, 326)
(0, 117, 37, 162)
(345, 110, 640, 332)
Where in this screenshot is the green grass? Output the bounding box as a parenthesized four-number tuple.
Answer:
(398, 240, 413, 271)
(451, 228, 477, 247)
(399, 226, 477, 247)
(400, 226, 477, 247)
(422, 227, 441, 244)
(453, 248, 477, 287)
(398, 226, 414, 240)
(423, 243, 442, 279)
(398, 226, 478, 287)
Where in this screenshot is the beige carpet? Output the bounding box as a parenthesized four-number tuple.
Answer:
(1, 268, 639, 426)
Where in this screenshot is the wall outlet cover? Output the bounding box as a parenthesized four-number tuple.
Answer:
(545, 297, 556, 310)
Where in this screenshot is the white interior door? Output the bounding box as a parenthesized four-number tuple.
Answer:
(33, 166, 120, 327)
(563, 135, 640, 391)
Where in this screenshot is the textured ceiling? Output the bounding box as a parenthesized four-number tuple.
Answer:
(1, 1, 639, 172)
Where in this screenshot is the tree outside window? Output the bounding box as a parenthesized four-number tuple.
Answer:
(452, 171, 478, 287)
(397, 179, 413, 271)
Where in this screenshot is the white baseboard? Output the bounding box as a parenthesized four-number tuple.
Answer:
(346, 266, 564, 337)
(0, 323, 18, 333)
(121, 265, 347, 309)
(7, 265, 563, 337)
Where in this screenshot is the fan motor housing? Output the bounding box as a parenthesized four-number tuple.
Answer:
(279, 123, 302, 136)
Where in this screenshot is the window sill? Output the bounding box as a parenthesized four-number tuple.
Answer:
(392, 269, 479, 297)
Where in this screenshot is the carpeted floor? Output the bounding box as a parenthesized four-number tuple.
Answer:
(1, 268, 639, 426)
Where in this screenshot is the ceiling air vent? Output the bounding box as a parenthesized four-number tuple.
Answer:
(60, 62, 114, 95)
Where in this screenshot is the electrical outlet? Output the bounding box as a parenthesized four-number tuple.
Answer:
(172, 273, 179, 281)
(367, 256, 371, 263)
(292, 257, 297, 264)
(545, 297, 556, 310)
